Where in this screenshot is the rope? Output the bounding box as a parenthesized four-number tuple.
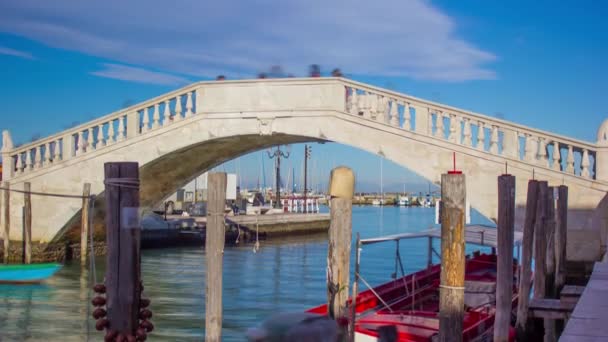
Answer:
(356, 273, 394, 313)
(103, 178, 140, 189)
(439, 285, 465, 290)
(0, 186, 89, 199)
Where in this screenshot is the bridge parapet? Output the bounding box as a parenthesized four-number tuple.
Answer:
(2, 83, 201, 181)
(1, 78, 605, 185)
(343, 79, 602, 182)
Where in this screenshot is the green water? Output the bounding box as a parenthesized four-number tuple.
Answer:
(0, 206, 492, 341)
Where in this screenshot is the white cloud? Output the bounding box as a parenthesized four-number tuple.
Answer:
(90, 63, 190, 86)
(0, 46, 34, 59)
(0, 0, 497, 82)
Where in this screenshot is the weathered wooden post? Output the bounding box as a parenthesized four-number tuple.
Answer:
(327, 166, 355, 321)
(533, 181, 548, 300)
(2, 182, 9, 263)
(438, 172, 466, 342)
(555, 186, 568, 294)
(515, 180, 539, 340)
(495, 174, 515, 342)
(24, 182, 32, 264)
(206, 172, 227, 342)
(544, 188, 557, 341)
(80, 183, 91, 267)
(104, 162, 141, 338)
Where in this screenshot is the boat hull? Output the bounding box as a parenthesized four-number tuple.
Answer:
(0, 263, 62, 284)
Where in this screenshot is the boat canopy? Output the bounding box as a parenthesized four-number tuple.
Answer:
(360, 224, 523, 249)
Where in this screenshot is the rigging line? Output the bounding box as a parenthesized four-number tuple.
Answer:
(356, 273, 394, 313)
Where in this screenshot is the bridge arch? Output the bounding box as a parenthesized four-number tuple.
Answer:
(1, 78, 607, 249)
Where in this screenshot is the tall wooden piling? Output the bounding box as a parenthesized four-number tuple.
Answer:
(544, 187, 557, 342)
(327, 166, 355, 320)
(438, 173, 466, 342)
(23, 182, 32, 264)
(80, 183, 91, 267)
(104, 162, 141, 337)
(495, 174, 515, 342)
(205, 172, 227, 342)
(533, 181, 548, 300)
(2, 182, 9, 263)
(555, 186, 568, 294)
(515, 180, 539, 340)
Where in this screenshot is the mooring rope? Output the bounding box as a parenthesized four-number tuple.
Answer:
(103, 178, 140, 189)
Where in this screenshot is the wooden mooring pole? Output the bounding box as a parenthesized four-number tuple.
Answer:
(515, 180, 539, 340)
(555, 186, 568, 295)
(544, 188, 557, 341)
(327, 166, 355, 323)
(24, 182, 32, 264)
(495, 174, 515, 342)
(438, 172, 466, 342)
(205, 172, 227, 342)
(104, 162, 141, 337)
(80, 183, 91, 267)
(532, 181, 548, 338)
(2, 182, 9, 263)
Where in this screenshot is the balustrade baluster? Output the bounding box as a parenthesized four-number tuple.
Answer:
(152, 104, 160, 129)
(403, 103, 411, 130)
(380, 97, 389, 124)
(435, 112, 444, 138)
(349, 89, 359, 115)
(36, 146, 43, 169)
(77, 131, 85, 155)
(174, 96, 183, 121)
(389, 100, 399, 127)
(537, 137, 548, 166)
(185, 92, 194, 117)
(581, 149, 591, 178)
(97, 124, 105, 148)
(88, 127, 95, 151)
(477, 121, 485, 150)
(552, 142, 561, 171)
(54, 139, 61, 162)
(26, 149, 33, 171)
(566, 145, 575, 173)
(490, 126, 499, 154)
(363, 93, 372, 119)
(163, 100, 171, 125)
(118, 117, 125, 141)
(44, 143, 51, 166)
(448, 114, 457, 143)
(463, 118, 472, 146)
(16, 153, 23, 173)
(108, 120, 115, 144)
(142, 108, 150, 133)
(524, 135, 534, 162)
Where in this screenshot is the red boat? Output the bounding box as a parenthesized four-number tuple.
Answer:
(307, 226, 521, 342)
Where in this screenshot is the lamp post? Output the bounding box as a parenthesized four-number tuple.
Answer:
(267, 145, 290, 208)
(304, 145, 311, 213)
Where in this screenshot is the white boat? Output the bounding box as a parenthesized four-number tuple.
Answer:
(398, 196, 409, 206)
(371, 199, 381, 206)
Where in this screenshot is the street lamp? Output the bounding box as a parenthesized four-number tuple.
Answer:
(267, 145, 290, 208)
(303, 145, 312, 213)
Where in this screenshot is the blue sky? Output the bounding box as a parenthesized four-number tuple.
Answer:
(0, 0, 607, 192)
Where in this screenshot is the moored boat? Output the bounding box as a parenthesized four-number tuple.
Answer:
(0, 263, 62, 284)
(307, 225, 522, 341)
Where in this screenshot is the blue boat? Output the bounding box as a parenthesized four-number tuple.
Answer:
(0, 263, 62, 284)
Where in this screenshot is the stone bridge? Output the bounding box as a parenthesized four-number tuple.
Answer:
(1, 78, 607, 254)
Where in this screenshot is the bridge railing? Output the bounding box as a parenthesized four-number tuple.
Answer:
(5, 83, 200, 179)
(343, 80, 598, 180)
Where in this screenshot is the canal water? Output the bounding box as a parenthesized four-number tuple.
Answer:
(0, 206, 492, 341)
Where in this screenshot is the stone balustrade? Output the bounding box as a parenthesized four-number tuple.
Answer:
(3, 85, 199, 179)
(1, 78, 603, 183)
(344, 81, 599, 180)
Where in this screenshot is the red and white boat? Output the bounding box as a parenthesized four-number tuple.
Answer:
(307, 225, 522, 342)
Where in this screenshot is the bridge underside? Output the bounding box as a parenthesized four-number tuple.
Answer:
(54, 134, 320, 244)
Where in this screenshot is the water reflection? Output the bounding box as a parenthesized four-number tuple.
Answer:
(0, 207, 492, 341)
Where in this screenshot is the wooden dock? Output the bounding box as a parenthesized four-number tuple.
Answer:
(560, 254, 608, 341)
